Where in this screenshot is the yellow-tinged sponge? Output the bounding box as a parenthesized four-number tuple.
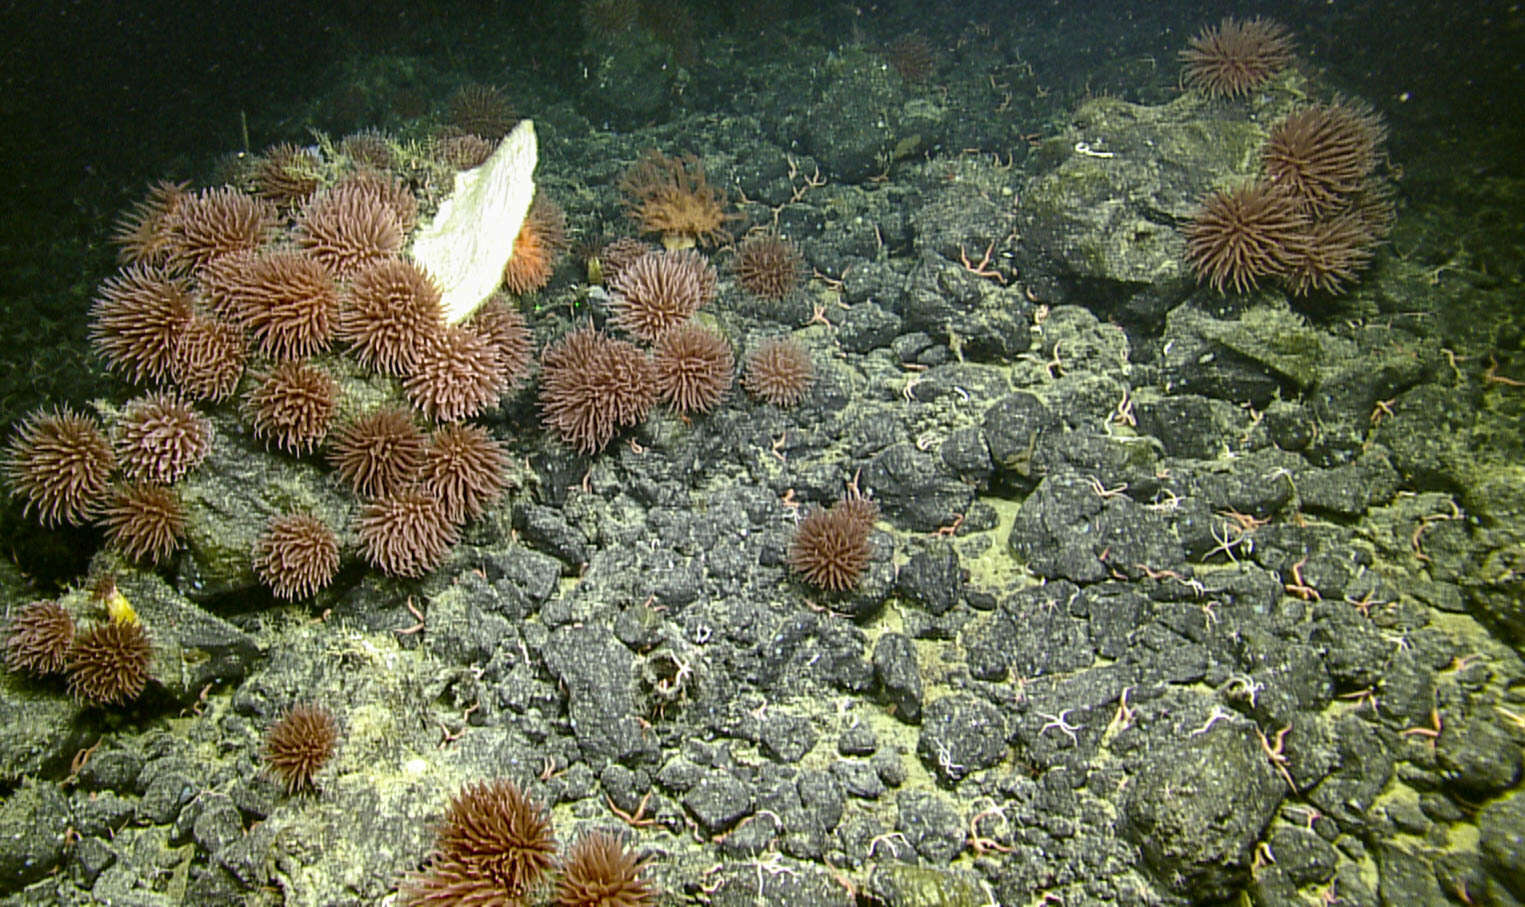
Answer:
(410, 120, 538, 323)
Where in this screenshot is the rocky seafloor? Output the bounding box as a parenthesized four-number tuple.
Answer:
(3, 5, 1525, 906)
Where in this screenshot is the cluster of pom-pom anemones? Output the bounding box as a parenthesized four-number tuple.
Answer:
(400, 777, 657, 906)
(4, 148, 540, 598)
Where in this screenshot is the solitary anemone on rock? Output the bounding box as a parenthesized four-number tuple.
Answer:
(742, 337, 814, 408)
(263, 703, 340, 792)
(788, 498, 873, 592)
(1179, 16, 1294, 99)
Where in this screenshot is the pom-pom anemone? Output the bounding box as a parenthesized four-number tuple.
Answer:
(3, 405, 116, 527)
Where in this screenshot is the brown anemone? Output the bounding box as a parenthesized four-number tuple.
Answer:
(233, 250, 340, 361)
(4, 600, 76, 675)
(111, 179, 190, 266)
(4, 406, 116, 527)
(608, 248, 717, 342)
(253, 143, 322, 206)
(734, 232, 804, 300)
(1179, 17, 1295, 99)
(1283, 213, 1376, 296)
(245, 361, 339, 456)
(1262, 101, 1386, 215)
(100, 482, 186, 565)
(467, 295, 534, 394)
(328, 406, 428, 498)
(66, 618, 152, 706)
(170, 315, 247, 403)
(742, 336, 814, 407)
(356, 487, 459, 578)
(652, 322, 733, 415)
(113, 392, 213, 484)
(789, 498, 873, 592)
(341, 258, 446, 376)
(89, 264, 195, 386)
(404, 325, 504, 423)
(539, 327, 657, 454)
(165, 186, 279, 271)
(554, 831, 657, 907)
(263, 704, 340, 792)
(1181, 181, 1308, 294)
(420, 423, 509, 524)
(295, 183, 405, 276)
(401, 779, 558, 905)
(447, 84, 517, 142)
(252, 511, 342, 600)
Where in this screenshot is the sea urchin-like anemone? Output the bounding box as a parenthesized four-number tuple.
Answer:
(554, 831, 657, 907)
(4, 600, 75, 676)
(253, 143, 322, 206)
(401, 779, 558, 905)
(608, 249, 717, 342)
(233, 249, 340, 361)
(295, 183, 405, 277)
(164, 186, 279, 271)
(89, 264, 194, 386)
(419, 423, 509, 524)
(1182, 181, 1308, 294)
(263, 703, 339, 792)
(404, 325, 504, 423)
(252, 511, 341, 600)
(100, 481, 187, 565)
(170, 315, 247, 403)
(742, 336, 814, 407)
(1179, 16, 1294, 99)
(113, 392, 213, 484)
(4, 406, 117, 527)
(539, 327, 657, 454)
(788, 498, 873, 592)
(341, 258, 447, 376)
(733, 232, 803, 300)
(111, 179, 190, 266)
(652, 322, 733, 415)
(66, 618, 152, 706)
(1282, 212, 1376, 296)
(1261, 101, 1386, 215)
(356, 487, 459, 578)
(245, 361, 339, 456)
(467, 296, 534, 394)
(328, 406, 427, 498)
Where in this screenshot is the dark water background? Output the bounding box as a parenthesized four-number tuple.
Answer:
(0, 0, 1519, 458)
